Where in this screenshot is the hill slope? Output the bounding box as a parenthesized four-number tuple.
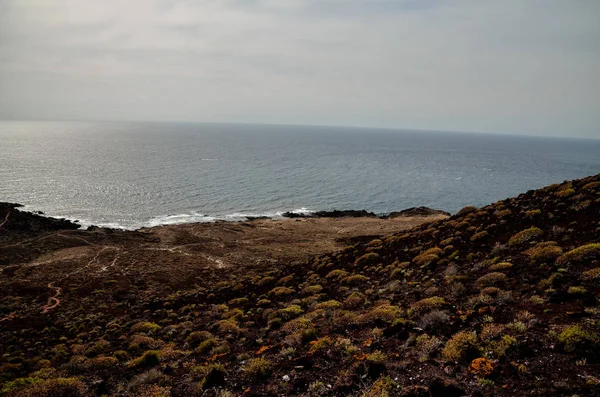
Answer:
(1, 176, 599, 396)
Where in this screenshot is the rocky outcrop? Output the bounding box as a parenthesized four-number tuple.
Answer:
(0, 202, 80, 244)
(388, 206, 451, 218)
(282, 209, 378, 218)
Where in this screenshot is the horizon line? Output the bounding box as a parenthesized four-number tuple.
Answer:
(0, 117, 598, 141)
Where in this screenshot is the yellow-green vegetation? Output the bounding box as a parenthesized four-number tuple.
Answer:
(344, 292, 364, 308)
(186, 331, 213, 347)
(340, 274, 368, 285)
(442, 331, 477, 362)
(556, 188, 575, 197)
(456, 206, 478, 216)
(279, 305, 304, 319)
(130, 322, 161, 334)
(471, 231, 489, 242)
(567, 286, 587, 296)
(214, 319, 241, 335)
(556, 243, 600, 265)
(354, 253, 381, 267)
(245, 357, 272, 379)
(408, 296, 446, 317)
(361, 376, 397, 397)
(325, 269, 350, 280)
(269, 286, 295, 296)
(309, 336, 333, 353)
(413, 247, 443, 266)
(581, 267, 600, 280)
(557, 325, 600, 357)
(476, 272, 508, 288)
(127, 350, 160, 368)
(195, 338, 218, 354)
(529, 242, 563, 263)
(415, 334, 442, 361)
(582, 181, 600, 191)
(508, 227, 544, 246)
(314, 300, 343, 310)
(3, 377, 88, 396)
(366, 303, 402, 323)
(301, 285, 323, 295)
(2, 176, 600, 396)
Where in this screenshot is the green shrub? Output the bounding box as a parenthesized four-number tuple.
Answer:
(301, 285, 323, 295)
(268, 287, 295, 296)
(195, 338, 218, 354)
(309, 336, 333, 353)
(314, 300, 343, 311)
(530, 244, 563, 263)
(354, 253, 381, 267)
(1, 377, 43, 395)
(556, 244, 600, 265)
(325, 269, 350, 280)
(556, 188, 575, 197)
(408, 297, 446, 317)
(456, 206, 478, 216)
(245, 358, 272, 379)
(442, 331, 477, 362)
(279, 305, 304, 319)
(113, 350, 129, 362)
(567, 286, 587, 296)
(471, 231, 489, 242)
(413, 247, 443, 266)
(10, 377, 88, 397)
(128, 350, 160, 368)
(508, 227, 543, 246)
(214, 320, 241, 335)
(186, 331, 214, 347)
(341, 274, 368, 286)
(131, 322, 161, 334)
(581, 267, 600, 280)
(557, 325, 600, 358)
(476, 272, 508, 288)
(366, 304, 402, 323)
(228, 297, 249, 306)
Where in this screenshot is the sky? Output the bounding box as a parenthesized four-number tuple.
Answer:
(0, 0, 599, 138)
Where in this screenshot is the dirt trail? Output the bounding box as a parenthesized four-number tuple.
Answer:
(42, 283, 62, 313)
(0, 211, 10, 229)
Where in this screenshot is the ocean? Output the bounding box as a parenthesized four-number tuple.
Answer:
(1, 121, 599, 229)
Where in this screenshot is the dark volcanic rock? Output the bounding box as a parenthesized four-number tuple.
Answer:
(0, 202, 80, 244)
(282, 209, 377, 218)
(388, 207, 450, 218)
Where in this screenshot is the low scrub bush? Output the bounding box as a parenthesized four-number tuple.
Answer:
(476, 272, 508, 288)
(442, 331, 477, 362)
(556, 243, 600, 265)
(509, 227, 543, 246)
(244, 357, 272, 379)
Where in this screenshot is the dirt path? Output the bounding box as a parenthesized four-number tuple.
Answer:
(42, 283, 62, 313)
(0, 211, 10, 229)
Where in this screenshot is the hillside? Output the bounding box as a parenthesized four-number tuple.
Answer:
(1, 175, 599, 396)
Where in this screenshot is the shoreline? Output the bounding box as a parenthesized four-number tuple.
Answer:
(0, 201, 448, 269)
(2, 202, 450, 231)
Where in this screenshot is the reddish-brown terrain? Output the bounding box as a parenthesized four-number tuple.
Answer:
(0, 175, 599, 397)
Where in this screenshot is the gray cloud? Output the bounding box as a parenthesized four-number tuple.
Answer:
(1, 0, 599, 137)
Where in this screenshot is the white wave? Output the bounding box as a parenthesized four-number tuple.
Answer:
(287, 207, 315, 215)
(34, 207, 317, 230)
(224, 211, 283, 221)
(143, 212, 216, 228)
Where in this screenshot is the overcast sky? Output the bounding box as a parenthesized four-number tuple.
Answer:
(1, 0, 599, 138)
